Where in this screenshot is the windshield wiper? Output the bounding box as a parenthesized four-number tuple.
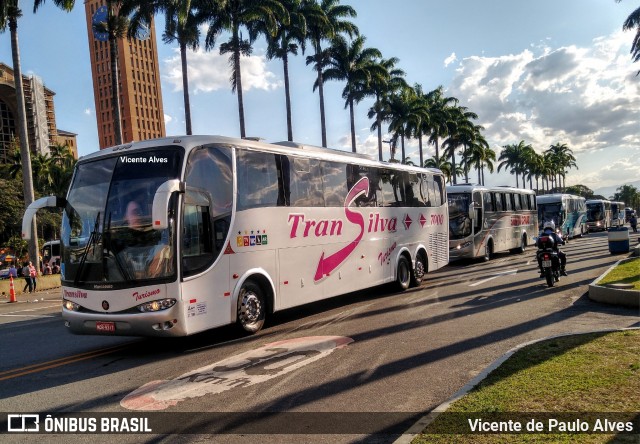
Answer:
(74, 212, 101, 285)
(102, 212, 131, 281)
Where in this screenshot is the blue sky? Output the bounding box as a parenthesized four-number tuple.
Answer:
(5, 0, 639, 193)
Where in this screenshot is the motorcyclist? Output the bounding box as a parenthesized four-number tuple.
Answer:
(537, 221, 567, 276)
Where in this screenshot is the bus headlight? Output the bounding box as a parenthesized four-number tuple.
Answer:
(454, 241, 473, 250)
(63, 299, 80, 311)
(137, 298, 177, 313)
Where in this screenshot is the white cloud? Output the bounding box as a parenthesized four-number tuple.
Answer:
(84, 108, 92, 116)
(162, 48, 281, 94)
(447, 30, 640, 188)
(164, 114, 173, 124)
(444, 52, 457, 68)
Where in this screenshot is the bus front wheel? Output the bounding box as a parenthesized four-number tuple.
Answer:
(483, 241, 493, 262)
(237, 281, 266, 334)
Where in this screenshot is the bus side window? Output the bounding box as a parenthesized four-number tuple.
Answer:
(321, 161, 348, 206)
(237, 150, 280, 209)
(289, 157, 324, 207)
(483, 192, 494, 212)
(513, 194, 521, 211)
(504, 193, 513, 211)
(432, 175, 444, 207)
(494, 193, 503, 212)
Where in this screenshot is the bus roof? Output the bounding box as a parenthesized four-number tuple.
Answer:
(77, 135, 442, 176)
(585, 199, 610, 204)
(445, 184, 535, 194)
(536, 193, 584, 204)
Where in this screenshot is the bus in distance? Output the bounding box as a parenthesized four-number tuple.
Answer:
(610, 201, 625, 227)
(447, 184, 537, 261)
(42, 240, 61, 266)
(536, 194, 587, 239)
(22, 135, 449, 337)
(585, 199, 612, 232)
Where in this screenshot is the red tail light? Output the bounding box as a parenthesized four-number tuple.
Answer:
(543, 254, 550, 260)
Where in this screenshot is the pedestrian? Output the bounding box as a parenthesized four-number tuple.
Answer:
(22, 262, 33, 293)
(29, 261, 37, 292)
(631, 213, 638, 233)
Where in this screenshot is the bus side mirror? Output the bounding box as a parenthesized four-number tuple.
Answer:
(152, 179, 185, 230)
(22, 196, 66, 240)
(468, 205, 476, 221)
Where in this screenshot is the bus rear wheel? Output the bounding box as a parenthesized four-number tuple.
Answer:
(237, 281, 266, 334)
(396, 256, 411, 291)
(410, 253, 426, 287)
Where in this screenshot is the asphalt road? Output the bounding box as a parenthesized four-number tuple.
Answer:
(0, 230, 638, 443)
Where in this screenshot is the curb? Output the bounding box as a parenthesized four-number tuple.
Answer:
(394, 327, 640, 443)
(588, 255, 639, 308)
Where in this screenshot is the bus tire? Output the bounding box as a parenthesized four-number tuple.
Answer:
(396, 256, 411, 291)
(410, 252, 427, 287)
(237, 281, 266, 334)
(483, 241, 493, 262)
(520, 234, 527, 253)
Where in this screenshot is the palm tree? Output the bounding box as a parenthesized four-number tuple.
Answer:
(384, 85, 417, 161)
(442, 105, 477, 184)
(545, 143, 577, 190)
(366, 57, 406, 161)
(405, 84, 430, 168)
(498, 140, 531, 188)
(1, 0, 75, 267)
(261, 0, 320, 141)
(126, 0, 212, 136)
(203, 0, 288, 139)
(322, 35, 382, 152)
(424, 156, 454, 184)
(466, 130, 494, 185)
(305, 0, 358, 147)
(92, 0, 129, 145)
(617, 0, 640, 73)
(424, 86, 458, 164)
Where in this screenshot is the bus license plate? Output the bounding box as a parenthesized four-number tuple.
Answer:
(96, 321, 115, 332)
(542, 260, 552, 268)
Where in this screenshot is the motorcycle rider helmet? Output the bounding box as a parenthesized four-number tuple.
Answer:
(543, 221, 555, 231)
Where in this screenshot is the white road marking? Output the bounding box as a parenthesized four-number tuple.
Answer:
(468, 269, 518, 287)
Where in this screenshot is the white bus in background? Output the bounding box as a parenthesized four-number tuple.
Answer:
(536, 194, 587, 239)
(42, 240, 61, 266)
(585, 199, 612, 232)
(610, 201, 626, 227)
(22, 135, 449, 337)
(447, 184, 538, 261)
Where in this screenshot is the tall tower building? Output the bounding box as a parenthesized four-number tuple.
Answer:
(84, 0, 166, 149)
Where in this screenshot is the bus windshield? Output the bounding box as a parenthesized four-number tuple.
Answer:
(447, 193, 472, 239)
(538, 203, 562, 227)
(586, 203, 603, 222)
(61, 147, 183, 286)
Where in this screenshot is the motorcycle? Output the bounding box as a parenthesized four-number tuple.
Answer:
(536, 233, 562, 287)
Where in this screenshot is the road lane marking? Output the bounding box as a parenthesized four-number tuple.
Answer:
(468, 269, 518, 287)
(121, 336, 354, 411)
(0, 343, 134, 381)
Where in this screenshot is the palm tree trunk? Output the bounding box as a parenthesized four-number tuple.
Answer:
(108, 3, 122, 145)
(401, 133, 405, 161)
(377, 111, 383, 161)
(376, 93, 382, 161)
(418, 136, 423, 167)
(451, 150, 457, 184)
(9, 16, 39, 269)
(180, 42, 192, 135)
(435, 138, 440, 164)
(318, 73, 327, 146)
(233, 31, 246, 138)
(349, 99, 356, 153)
(282, 46, 293, 141)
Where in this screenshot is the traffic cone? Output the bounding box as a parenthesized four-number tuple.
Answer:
(9, 276, 16, 303)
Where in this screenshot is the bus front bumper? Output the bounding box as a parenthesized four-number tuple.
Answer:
(62, 306, 187, 337)
(449, 241, 474, 260)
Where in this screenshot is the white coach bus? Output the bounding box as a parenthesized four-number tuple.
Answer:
(22, 135, 449, 337)
(536, 194, 587, 239)
(611, 201, 626, 227)
(585, 199, 612, 232)
(447, 184, 537, 261)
